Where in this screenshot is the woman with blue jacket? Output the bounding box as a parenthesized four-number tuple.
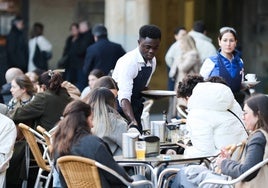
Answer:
(200, 27, 246, 104)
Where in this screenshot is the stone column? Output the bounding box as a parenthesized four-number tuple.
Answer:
(105, 0, 149, 51)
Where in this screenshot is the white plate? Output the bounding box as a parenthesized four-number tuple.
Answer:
(243, 80, 260, 85)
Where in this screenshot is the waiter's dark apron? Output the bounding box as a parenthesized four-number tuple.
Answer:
(118, 65, 152, 133)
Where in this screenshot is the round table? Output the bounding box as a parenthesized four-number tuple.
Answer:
(141, 90, 176, 100)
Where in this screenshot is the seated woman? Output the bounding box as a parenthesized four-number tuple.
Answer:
(5, 74, 36, 187)
(176, 74, 248, 157)
(80, 69, 104, 99)
(52, 100, 143, 187)
(92, 75, 118, 97)
(11, 70, 73, 131)
(85, 87, 139, 156)
(7, 74, 36, 116)
(83, 75, 118, 102)
(171, 94, 268, 187)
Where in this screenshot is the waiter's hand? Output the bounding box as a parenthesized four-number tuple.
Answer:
(121, 99, 137, 123)
(128, 121, 138, 128)
(121, 98, 143, 134)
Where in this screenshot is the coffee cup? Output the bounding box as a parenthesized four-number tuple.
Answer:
(245, 74, 257, 82)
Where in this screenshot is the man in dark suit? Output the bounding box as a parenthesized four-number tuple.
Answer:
(83, 24, 126, 76)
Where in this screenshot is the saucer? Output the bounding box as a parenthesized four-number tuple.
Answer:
(243, 80, 260, 85)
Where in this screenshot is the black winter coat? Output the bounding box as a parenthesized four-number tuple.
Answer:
(6, 26, 28, 72)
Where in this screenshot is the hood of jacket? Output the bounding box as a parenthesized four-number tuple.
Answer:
(187, 82, 234, 111)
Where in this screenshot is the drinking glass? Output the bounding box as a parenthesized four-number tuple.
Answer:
(135, 141, 146, 159)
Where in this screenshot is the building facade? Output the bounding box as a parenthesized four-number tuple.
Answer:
(0, 0, 267, 93)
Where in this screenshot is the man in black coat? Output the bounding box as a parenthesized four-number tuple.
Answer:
(6, 16, 28, 73)
(73, 20, 95, 91)
(83, 24, 125, 76)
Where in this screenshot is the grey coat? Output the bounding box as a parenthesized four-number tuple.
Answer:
(221, 130, 266, 181)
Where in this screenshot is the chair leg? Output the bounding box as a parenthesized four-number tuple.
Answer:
(162, 174, 177, 188)
(44, 171, 52, 188)
(25, 144, 40, 188)
(34, 168, 52, 188)
(157, 168, 180, 188)
(21, 181, 28, 188)
(22, 144, 31, 188)
(34, 168, 43, 188)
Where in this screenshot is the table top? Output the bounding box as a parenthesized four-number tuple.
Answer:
(114, 154, 211, 167)
(141, 90, 176, 99)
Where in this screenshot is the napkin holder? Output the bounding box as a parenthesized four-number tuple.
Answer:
(140, 135, 160, 157)
(166, 123, 178, 142)
(122, 132, 139, 158)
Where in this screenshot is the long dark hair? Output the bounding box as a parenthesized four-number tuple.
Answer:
(39, 70, 63, 94)
(245, 94, 268, 133)
(52, 100, 92, 157)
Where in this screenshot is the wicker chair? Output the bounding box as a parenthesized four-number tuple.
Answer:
(57, 155, 154, 188)
(36, 125, 53, 153)
(18, 123, 53, 188)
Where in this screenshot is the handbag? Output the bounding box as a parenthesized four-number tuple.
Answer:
(33, 42, 52, 70)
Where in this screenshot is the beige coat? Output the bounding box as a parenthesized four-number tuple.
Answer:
(169, 49, 201, 117)
(169, 49, 201, 84)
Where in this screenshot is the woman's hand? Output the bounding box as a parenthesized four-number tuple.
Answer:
(220, 147, 232, 158)
(215, 155, 225, 167)
(215, 147, 232, 167)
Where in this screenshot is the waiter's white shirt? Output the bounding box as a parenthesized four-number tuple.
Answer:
(112, 47, 156, 105)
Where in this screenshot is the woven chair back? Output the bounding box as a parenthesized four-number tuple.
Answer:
(18, 123, 51, 172)
(36, 125, 53, 153)
(57, 155, 102, 188)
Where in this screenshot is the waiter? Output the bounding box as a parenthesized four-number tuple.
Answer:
(112, 24, 161, 133)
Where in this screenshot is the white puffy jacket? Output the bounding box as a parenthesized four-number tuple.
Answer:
(184, 82, 248, 157)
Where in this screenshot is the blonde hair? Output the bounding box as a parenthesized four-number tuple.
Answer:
(86, 87, 121, 137)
